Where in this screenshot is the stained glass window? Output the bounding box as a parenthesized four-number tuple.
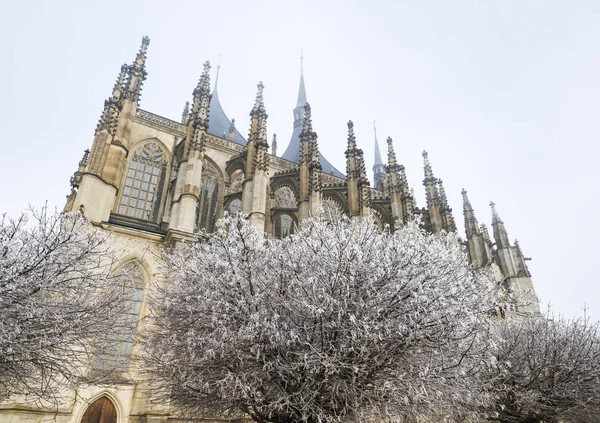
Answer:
(94, 261, 144, 372)
(195, 165, 221, 233)
(228, 198, 242, 216)
(274, 214, 295, 239)
(118, 142, 167, 222)
(274, 186, 296, 208)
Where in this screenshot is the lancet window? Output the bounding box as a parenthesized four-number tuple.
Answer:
(195, 163, 221, 233)
(228, 198, 243, 216)
(273, 213, 296, 239)
(118, 142, 167, 222)
(93, 261, 144, 372)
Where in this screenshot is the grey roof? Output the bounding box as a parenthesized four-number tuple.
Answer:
(207, 89, 247, 145)
(281, 73, 346, 179)
(373, 133, 384, 166)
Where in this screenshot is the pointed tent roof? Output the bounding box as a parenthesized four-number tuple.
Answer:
(373, 122, 384, 166)
(207, 65, 247, 145)
(282, 61, 345, 179)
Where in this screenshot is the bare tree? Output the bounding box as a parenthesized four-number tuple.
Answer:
(486, 313, 600, 423)
(0, 208, 125, 406)
(141, 214, 500, 423)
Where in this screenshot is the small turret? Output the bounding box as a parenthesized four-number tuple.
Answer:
(271, 133, 277, 156)
(229, 118, 236, 142)
(298, 103, 322, 222)
(242, 82, 270, 230)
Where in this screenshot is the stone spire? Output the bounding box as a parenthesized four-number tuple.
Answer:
(190, 61, 212, 135)
(462, 189, 480, 238)
(271, 133, 277, 156)
(386, 137, 403, 224)
(399, 165, 414, 221)
(298, 103, 322, 222)
(372, 121, 386, 191)
(461, 189, 492, 267)
(181, 101, 190, 125)
(490, 201, 510, 249)
(95, 64, 127, 137)
(248, 81, 269, 173)
(422, 151, 443, 232)
(123, 36, 150, 105)
(242, 82, 270, 231)
(345, 121, 370, 218)
(437, 179, 456, 232)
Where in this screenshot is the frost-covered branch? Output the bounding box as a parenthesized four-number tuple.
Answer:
(0, 208, 125, 406)
(141, 214, 501, 422)
(485, 312, 600, 423)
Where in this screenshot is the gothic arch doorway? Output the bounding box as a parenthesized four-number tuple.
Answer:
(80, 396, 117, 423)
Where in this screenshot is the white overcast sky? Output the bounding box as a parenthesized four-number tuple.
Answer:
(1, 0, 599, 320)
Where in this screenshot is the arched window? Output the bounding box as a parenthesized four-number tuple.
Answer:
(228, 198, 242, 216)
(323, 197, 344, 222)
(118, 142, 167, 222)
(274, 186, 296, 208)
(274, 214, 295, 239)
(196, 163, 221, 233)
(80, 396, 117, 423)
(94, 261, 144, 372)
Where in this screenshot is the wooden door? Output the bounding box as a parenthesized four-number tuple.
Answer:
(80, 397, 117, 423)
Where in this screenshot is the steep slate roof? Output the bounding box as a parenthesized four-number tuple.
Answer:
(281, 72, 346, 179)
(207, 71, 247, 145)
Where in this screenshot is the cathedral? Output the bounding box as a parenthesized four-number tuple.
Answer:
(1, 36, 539, 423)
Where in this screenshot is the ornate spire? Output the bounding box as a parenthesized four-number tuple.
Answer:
(386, 136, 398, 169)
(462, 189, 480, 238)
(271, 133, 277, 156)
(188, 61, 212, 152)
(123, 36, 150, 105)
(490, 201, 511, 248)
(300, 103, 315, 164)
(248, 82, 269, 172)
(437, 179, 456, 232)
(347, 121, 357, 152)
(95, 64, 128, 135)
(181, 101, 190, 125)
(422, 150, 439, 204)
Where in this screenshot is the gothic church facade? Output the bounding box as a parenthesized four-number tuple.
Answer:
(1, 36, 539, 423)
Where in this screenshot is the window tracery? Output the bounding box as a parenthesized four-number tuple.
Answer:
(274, 186, 296, 209)
(195, 163, 221, 233)
(322, 197, 344, 222)
(118, 142, 167, 222)
(230, 172, 244, 194)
